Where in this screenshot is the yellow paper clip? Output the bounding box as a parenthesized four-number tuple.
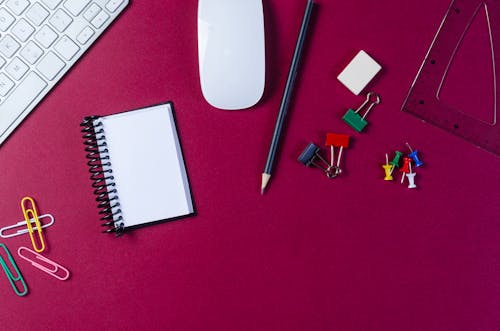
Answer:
(21, 197, 46, 253)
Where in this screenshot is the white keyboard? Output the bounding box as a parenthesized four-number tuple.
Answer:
(0, 0, 129, 145)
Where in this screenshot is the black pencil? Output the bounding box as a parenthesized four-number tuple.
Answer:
(261, 0, 315, 194)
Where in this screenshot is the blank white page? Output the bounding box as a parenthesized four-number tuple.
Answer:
(96, 103, 193, 228)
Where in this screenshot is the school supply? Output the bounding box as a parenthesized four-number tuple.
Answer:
(261, 0, 315, 194)
(0, 243, 28, 296)
(383, 144, 424, 188)
(400, 157, 412, 184)
(390, 151, 403, 174)
(0, 0, 129, 145)
(337, 50, 382, 95)
(402, 0, 500, 156)
(325, 133, 350, 173)
(21, 197, 46, 253)
(0, 214, 54, 239)
(342, 92, 381, 132)
(382, 154, 394, 181)
(298, 142, 338, 178)
(80, 102, 195, 235)
(406, 163, 417, 189)
(406, 143, 424, 167)
(17, 247, 70, 281)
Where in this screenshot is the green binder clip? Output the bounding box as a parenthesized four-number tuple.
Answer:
(342, 92, 381, 132)
(0, 243, 28, 296)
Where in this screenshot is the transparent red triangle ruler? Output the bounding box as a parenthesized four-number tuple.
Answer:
(402, 0, 500, 156)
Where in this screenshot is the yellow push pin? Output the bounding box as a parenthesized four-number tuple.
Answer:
(382, 153, 394, 181)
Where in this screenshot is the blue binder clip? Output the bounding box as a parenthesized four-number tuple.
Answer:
(298, 143, 339, 178)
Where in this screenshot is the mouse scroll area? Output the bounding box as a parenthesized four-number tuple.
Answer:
(198, 0, 266, 110)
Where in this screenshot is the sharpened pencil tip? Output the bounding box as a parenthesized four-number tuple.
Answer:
(261, 173, 271, 194)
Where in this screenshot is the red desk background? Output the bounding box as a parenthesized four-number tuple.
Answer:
(0, 1, 499, 330)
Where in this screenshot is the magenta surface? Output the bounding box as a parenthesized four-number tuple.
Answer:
(0, 1, 499, 330)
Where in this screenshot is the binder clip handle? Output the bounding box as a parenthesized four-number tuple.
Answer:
(298, 143, 340, 178)
(355, 92, 381, 120)
(343, 92, 381, 132)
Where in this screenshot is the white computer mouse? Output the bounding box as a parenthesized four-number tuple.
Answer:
(198, 0, 265, 110)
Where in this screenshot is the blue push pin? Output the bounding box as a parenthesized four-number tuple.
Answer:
(406, 143, 424, 167)
(298, 143, 339, 178)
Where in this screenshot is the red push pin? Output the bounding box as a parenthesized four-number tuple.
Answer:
(325, 133, 350, 171)
(400, 157, 412, 183)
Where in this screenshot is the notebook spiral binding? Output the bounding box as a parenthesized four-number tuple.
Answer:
(80, 117, 124, 236)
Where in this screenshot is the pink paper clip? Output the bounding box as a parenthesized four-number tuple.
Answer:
(17, 247, 70, 281)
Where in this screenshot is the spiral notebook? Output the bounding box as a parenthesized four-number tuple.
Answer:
(81, 102, 194, 234)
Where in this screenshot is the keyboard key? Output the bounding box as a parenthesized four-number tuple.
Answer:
(91, 11, 109, 29)
(20, 41, 44, 64)
(0, 73, 14, 96)
(35, 25, 58, 48)
(76, 26, 94, 44)
(0, 8, 15, 31)
(54, 35, 79, 60)
(0, 56, 6, 68)
(0, 72, 47, 126)
(0, 35, 20, 58)
(64, 0, 91, 16)
(49, 8, 72, 32)
(42, 0, 62, 10)
(11, 19, 35, 42)
(37, 51, 65, 80)
(106, 0, 124, 13)
(83, 3, 100, 22)
(6, 0, 30, 15)
(5, 57, 28, 80)
(26, 3, 50, 26)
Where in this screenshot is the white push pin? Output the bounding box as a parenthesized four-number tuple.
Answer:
(406, 162, 417, 189)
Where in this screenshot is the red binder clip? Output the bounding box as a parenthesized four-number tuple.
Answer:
(325, 133, 350, 174)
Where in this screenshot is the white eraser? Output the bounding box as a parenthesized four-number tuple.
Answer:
(337, 50, 381, 95)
